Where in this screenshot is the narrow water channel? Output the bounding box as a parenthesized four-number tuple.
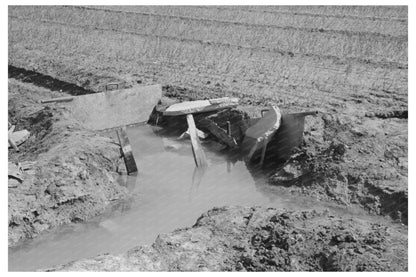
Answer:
(8, 125, 401, 271)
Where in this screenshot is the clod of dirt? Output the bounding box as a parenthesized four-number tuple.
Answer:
(45, 206, 407, 272)
(365, 110, 408, 119)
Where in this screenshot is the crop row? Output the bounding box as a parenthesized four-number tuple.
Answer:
(9, 6, 408, 66)
(9, 16, 407, 99)
(87, 5, 407, 37)
(232, 5, 407, 21)
(10, 40, 406, 115)
(9, 14, 407, 72)
(72, 5, 405, 39)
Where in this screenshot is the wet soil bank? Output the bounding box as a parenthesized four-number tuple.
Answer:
(46, 206, 407, 271)
(8, 79, 129, 247)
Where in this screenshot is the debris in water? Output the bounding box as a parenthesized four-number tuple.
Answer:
(163, 97, 238, 116)
(186, 114, 208, 168)
(178, 127, 208, 140)
(266, 111, 319, 164)
(241, 106, 282, 165)
(199, 118, 238, 148)
(116, 127, 138, 175)
(163, 98, 237, 168)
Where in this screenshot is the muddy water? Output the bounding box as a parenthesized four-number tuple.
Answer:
(8, 125, 401, 271)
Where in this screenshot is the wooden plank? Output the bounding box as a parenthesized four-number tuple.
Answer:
(199, 118, 238, 148)
(241, 106, 282, 161)
(244, 106, 282, 140)
(186, 114, 208, 168)
(163, 97, 238, 116)
(116, 127, 138, 175)
(71, 84, 162, 130)
(259, 137, 272, 166)
(266, 111, 318, 163)
(40, 96, 74, 104)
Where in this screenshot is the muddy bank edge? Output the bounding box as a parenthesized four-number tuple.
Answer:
(8, 79, 129, 247)
(46, 206, 408, 272)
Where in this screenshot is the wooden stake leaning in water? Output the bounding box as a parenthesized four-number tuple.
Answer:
(116, 127, 138, 175)
(186, 114, 208, 168)
(163, 97, 238, 168)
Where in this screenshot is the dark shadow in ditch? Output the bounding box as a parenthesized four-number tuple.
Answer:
(8, 65, 96, 96)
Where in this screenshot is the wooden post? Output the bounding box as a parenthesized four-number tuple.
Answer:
(247, 140, 259, 161)
(186, 114, 208, 168)
(226, 121, 232, 172)
(116, 127, 138, 175)
(259, 137, 272, 166)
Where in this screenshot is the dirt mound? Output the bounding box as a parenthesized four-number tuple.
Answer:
(8, 80, 129, 247)
(46, 206, 407, 271)
(269, 111, 408, 224)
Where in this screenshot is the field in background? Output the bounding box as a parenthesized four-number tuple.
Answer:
(8, 5, 407, 114)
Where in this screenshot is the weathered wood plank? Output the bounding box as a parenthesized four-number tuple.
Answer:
(116, 127, 138, 175)
(266, 111, 318, 163)
(163, 97, 238, 116)
(199, 118, 238, 148)
(71, 84, 162, 130)
(241, 106, 282, 161)
(40, 96, 74, 104)
(186, 114, 208, 168)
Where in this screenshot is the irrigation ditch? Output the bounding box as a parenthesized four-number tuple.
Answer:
(7, 64, 408, 271)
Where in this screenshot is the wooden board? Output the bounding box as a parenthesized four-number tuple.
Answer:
(244, 106, 281, 140)
(199, 118, 238, 148)
(70, 84, 162, 130)
(116, 127, 138, 175)
(40, 96, 74, 104)
(186, 114, 208, 168)
(241, 106, 281, 162)
(163, 97, 238, 116)
(266, 111, 318, 163)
